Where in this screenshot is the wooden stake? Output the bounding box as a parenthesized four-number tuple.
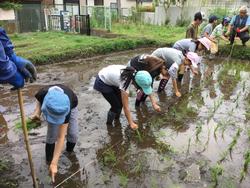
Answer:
(17, 89, 39, 188)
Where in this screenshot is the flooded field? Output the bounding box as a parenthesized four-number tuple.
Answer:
(0, 48, 250, 188)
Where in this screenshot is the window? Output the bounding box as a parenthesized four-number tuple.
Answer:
(94, 0, 104, 5)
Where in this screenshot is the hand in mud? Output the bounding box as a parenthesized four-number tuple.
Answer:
(49, 163, 57, 183)
(175, 91, 182, 97)
(153, 103, 161, 112)
(130, 122, 138, 130)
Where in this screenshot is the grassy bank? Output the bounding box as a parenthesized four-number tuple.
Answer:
(11, 24, 250, 64)
(11, 31, 156, 65)
(112, 23, 250, 60)
(112, 22, 186, 45)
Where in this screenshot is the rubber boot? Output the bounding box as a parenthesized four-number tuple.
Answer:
(106, 110, 116, 125)
(45, 143, 55, 163)
(178, 74, 184, 82)
(115, 109, 122, 120)
(66, 142, 76, 152)
(157, 79, 168, 92)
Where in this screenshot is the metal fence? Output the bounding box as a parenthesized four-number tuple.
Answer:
(1, 3, 91, 35)
(16, 3, 45, 32)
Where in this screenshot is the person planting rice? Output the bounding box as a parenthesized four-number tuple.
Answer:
(127, 54, 169, 107)
(0, 41, 36, 88)
(93, 65, 161, 129)
(30, 84, 78, 183)
(0, 27, 36, 89)
(200, 15, 218, 40)
(172, 37, 211, 54)
(209, 17, 231, 54)
(225, 6, 250, 46)
(151, 48, 201, 97)
(186, 12, 205, 39)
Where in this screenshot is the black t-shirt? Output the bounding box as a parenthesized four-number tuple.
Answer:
(35, 84, 78, 123)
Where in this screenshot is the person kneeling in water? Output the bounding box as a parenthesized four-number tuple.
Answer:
(94, 65, 161, 129)
(30, 84, 78, 182)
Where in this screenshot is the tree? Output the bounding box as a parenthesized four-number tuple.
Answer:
(135, 0, 143, 9)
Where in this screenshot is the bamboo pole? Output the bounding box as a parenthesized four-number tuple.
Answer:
(17, 89, 39, 188)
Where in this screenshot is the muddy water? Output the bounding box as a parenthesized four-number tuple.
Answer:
(0, 48, 250, 188)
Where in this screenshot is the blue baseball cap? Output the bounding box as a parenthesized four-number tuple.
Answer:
(135, 71, 153, 95)
(209, 15, 218, 23)
(41, 86, 70, 126)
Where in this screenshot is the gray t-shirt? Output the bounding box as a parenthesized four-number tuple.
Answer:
(173, 39, 197, 52)
(151, 48, 184, 79)
(201, 23, 213, 37)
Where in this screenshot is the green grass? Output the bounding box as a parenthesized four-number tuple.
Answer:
(15, 119, 40, 131)
(11, 31, 156, 65)
(112, 22, 185, 45)
(10, 23, 250, 65)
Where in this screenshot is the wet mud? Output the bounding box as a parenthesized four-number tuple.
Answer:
(0, 48, 250, 188)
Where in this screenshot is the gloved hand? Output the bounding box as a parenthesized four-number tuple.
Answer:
(9, 54, 37, 83)
(236, 28, 241, 33)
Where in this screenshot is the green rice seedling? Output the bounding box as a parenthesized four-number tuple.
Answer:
(213, 123, 220, 141)
(155, 130, 166, 138)
(228, 128, 241, 155)
(213, 98, 223, 113)
(102, 148, 117, 167)
(219, 150, 229, 163)
(131, 158, 144, 175)
(219, 128, 241, 163)
(118, 170, 128, 188)
(0, 159, 8, 172)
(247, 128, 250, 141)
(240, 150, 250, 183)
(135, 129, 143, 142)
(156, 140, 172, 154)
(242, 81, 246, 92)
(15, 119, 40, 131)
(195, 121, 202, 142)
(204, 127, 211, 151)
(210, 163, 223, 187)
(246, 110, 250, 121)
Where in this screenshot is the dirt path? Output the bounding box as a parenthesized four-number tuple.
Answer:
(0, 48, 250, 188)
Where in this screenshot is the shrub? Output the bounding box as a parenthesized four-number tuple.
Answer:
(208, 7, 236, 21)
(176, 17, 190, 27)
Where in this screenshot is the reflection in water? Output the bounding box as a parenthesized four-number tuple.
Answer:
(0, 52, 250, 187)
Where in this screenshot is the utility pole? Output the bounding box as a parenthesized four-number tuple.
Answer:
(117, 0, 121, 17)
